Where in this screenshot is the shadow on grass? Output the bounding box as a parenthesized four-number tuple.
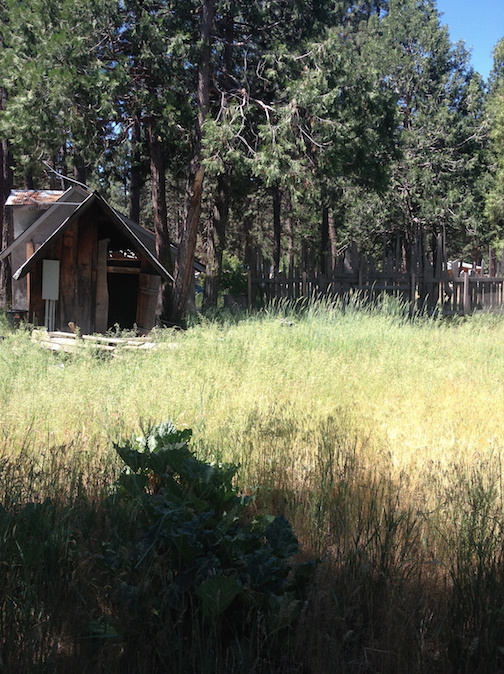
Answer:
(2, 419, 504, 673)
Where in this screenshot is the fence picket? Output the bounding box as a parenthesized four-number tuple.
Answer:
(248, 240, 504, 316)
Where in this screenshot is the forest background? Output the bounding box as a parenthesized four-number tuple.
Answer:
(0, 0, 504, 324)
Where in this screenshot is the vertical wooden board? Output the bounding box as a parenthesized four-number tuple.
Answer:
(76, 215, 96, 334)
(95, 239, 109, 334)
(90, 220, 98, 322)
(11, 245, 29, 310)
(59, 226, 77, 331)
(136, 274, 160, 329)
(279, 269, 285, 298)
(26, 241, 34, 317)
(343, 247, 352, 274)
(25, 241, 43, 324)
(463, 273, 470, 314)
(29, 260, 44, 327)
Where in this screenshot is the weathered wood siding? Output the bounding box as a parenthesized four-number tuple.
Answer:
(136, 273, 160, 330)
(59, 226, 78, 330)
(76, 211, 98, 334)
(27, 241, 44, 325)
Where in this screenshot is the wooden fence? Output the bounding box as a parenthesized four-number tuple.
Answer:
(248, 236, 504, 316)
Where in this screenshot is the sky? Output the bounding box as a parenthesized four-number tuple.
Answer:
(435, 0, 504, 80)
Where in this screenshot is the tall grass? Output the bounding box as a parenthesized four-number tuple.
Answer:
(3, 301, 504, 671)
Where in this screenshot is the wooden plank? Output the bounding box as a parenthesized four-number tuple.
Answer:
(59, 226, 77, 331)
(26, 241, 34, 319)
(76, 213, 97, 334)
(42, 330, 150, 345)
(27, 248, 44, 327)
(95, 238, 109, 334)
(136, 273, 160, 330)
(463, 273, 470, 314)
(107, 266, 142, 274)
(31, 329, 156, 354)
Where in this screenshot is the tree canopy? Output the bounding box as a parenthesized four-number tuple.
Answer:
(0, 0, 501, 317)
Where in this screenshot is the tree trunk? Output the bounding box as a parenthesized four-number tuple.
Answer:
(172, 0, 215, 324)
(24, 172, 34, 190)
(321, 206, 329, 272)
(201, 8, 233, 310)
(203, 174, 228, 309)
(0, 199, 12, 309)
(272, 183, 282, 274)
(243, 197, 253, 266)
(129, 116, 142, 224)
(148, 116, 173, 323)
(285, 190, 294, 270)
(73, 147, 87, 185)
(328, 208, 337, 273)
(0, 87, 13, 308)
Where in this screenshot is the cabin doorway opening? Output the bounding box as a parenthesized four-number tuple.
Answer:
(107, 272, 139, 329)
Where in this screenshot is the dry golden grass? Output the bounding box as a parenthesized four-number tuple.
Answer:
(2, 303, 504, 672)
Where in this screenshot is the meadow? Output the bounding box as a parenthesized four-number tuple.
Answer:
(2, 299, 504, 672)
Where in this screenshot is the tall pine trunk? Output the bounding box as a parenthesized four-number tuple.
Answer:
(328, 208, 337, 273)
(0, 87, 13, 309)
(73, 148, 87, 185)
(285, 189, 294, 270)
(172, 0, 214, 324)
(203, 175, 228, 309)
(202, 10, 233, 310)
(148, 116, 173, 323)
(272, 183, 282, 275)
(129, 116, 142, 224)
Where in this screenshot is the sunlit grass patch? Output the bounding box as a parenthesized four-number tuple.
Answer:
(3, 303, 504, 671)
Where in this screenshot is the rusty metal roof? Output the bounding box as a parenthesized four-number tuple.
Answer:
(6, 190, 65, 206)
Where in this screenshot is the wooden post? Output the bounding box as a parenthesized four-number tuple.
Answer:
(463, 272, 470, 315)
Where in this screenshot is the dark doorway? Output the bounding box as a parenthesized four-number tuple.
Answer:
(107, 273, 139, 329)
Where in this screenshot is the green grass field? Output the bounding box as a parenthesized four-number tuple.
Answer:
(3, 301, 504, 672)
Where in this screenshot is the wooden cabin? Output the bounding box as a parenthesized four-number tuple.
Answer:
(1, 186, 176, 333)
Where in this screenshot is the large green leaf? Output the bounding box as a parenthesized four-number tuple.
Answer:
(265, 515, 299, 558)
(195, 575, 242, 618)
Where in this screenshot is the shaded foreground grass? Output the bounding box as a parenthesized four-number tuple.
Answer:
(2, 301, 504, 671)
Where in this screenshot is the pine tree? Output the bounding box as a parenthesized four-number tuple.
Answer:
(337, 0, 489, 261)
(485, 37, 504, 242)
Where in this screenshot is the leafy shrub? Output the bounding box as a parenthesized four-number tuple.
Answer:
(109, 420, 316, 670)
(220, 253, 248, 295)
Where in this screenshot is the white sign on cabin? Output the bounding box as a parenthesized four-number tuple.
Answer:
(42, 259, 60, 332)
(42, 260, 60, 300)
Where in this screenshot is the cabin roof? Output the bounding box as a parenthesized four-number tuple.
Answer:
(1, 186, 177, 283)
(10, 190, 175, 283)
(1, 186, 90, 262)
(6, 190, 65, 206)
